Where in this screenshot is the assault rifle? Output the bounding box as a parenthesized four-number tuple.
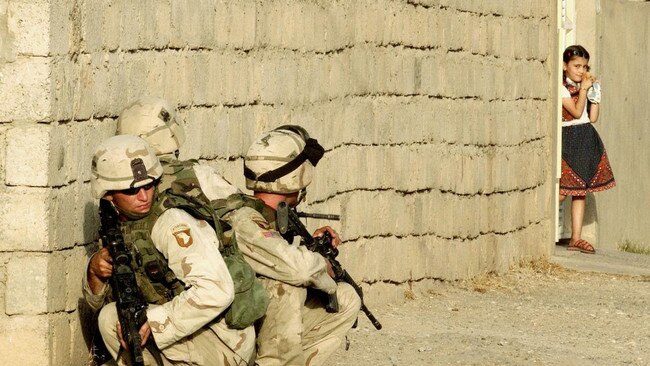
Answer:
(276, 202, 382, 330)
(98, 199, 161, 366)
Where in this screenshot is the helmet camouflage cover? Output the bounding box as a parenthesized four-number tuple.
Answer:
(244, 125, 324, 194)
(117, 96, 186, 155)
(91, 135, 163, 199)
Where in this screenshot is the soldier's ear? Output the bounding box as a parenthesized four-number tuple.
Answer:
(103, 194, 114, 202)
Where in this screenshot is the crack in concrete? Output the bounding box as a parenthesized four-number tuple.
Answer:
(57, 38, 549, 63)
(343, 220, 545, 243)
(167, 92, 548, 113)
(308, 182, 546, 205)
(329, 136, 548, 150)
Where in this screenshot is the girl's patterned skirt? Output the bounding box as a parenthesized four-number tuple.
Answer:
(560, 123, 616, 196)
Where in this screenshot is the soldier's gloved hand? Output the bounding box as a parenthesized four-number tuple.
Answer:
(313, 226, 341, 248)
(117, 321, 151, 348)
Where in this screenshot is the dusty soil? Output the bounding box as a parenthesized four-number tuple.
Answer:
(333, 260, 650, 366)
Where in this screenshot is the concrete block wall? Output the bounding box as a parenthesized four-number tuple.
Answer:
(0, 0, 556, 363)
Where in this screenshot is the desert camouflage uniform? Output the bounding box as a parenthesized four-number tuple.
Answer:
(84, 207, 255, 365)
(224, 206, 361, 366)
(156, 155, 240, 202)
(86, 133, 254, 366)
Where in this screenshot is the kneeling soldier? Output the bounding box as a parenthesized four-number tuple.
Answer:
(224, 125, 362, 366)
(83, 135, 255, 365)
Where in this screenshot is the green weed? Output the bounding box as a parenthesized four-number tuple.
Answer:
(618, 240, 650, 255)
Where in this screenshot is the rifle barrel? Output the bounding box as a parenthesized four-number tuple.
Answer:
(297, 212, 340, 220)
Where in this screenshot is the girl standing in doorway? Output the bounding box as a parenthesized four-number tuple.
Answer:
(560, 45, 616, 254)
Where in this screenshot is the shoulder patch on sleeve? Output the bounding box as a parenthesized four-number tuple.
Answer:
(252, 216, 271, 230)
(172, 223, 193, 247)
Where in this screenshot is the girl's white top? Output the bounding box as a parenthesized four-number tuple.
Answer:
(562, 78, 591, 127)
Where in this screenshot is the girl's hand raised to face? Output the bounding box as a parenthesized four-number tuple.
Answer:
(582, 72, 594, 89)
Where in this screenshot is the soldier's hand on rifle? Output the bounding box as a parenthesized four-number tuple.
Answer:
(117, 320, 151, 348)
(88, 247, 113, 294)
(313, 226, 341, 248)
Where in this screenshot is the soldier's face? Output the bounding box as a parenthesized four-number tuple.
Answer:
(285, 191, 300, 207)
(106, 184, 156, 218)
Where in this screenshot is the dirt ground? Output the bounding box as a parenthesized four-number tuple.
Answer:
(333, 255, 650, 366)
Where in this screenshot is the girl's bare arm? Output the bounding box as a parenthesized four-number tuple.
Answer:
(562, 88, 589, 119)
(589, 102, 599, 122)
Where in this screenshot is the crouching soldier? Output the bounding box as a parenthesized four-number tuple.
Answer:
(224, 125, 362, 366)
(83, 135, 255, 365)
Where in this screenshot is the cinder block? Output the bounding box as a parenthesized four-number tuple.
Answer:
(231, 56, 254, 105)
(79, 182, 100, 244)
(48, 253, 67, 313)
(352, 1, 376, 44)
(1, 4, 16, 63)
(70, 308, 94, 365)
(86, 53, 116, 116)
(71, 54, 97, 120)
(7, 1, 50, 56)
(64, 246, 93, 312)
(50, 182, 96, 251)
(395, 6, 415, 47)
(329, 3, 354, 51)
(27, 252, 65, 313)
(0, 254, 6, 315)
(6, 254, 48, 314)
(178, 107, 205, 159)
(6, 123, 67, 187)
(227, 0, 255, 49)
(100, 0, 120, 51)
(147, 0, 172, 48)
(50, 57, 80, 121)
(0, 58, 51, 122)
(0, 315, 49, 364)
(49, 0, 76, 55)
(395, 52, 417, 95)
(158, 53, 189, 106)
(0, 187, 50, 251)
(311, 56, 331, 103)
(255, 55, 280, 104)
(51, 313, 73, 366)
(79, 0, 104, 53)
(211, 1, 229, 47)
(485, 17, 502, 57)
(121, 54, 153, 108)
(0, 125, 6, 183)
(418, 54, 443, 95)
(331, 52, 352, 99)
(120, 1, 143, 50)
(189, 53, 211, 105)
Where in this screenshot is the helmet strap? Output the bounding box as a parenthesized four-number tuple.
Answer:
(244, 138, 324, 183)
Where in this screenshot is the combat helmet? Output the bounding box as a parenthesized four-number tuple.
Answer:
(244, 125, 325, 194)
(91, 135, 163, 199)
(117, 96, 186, 155)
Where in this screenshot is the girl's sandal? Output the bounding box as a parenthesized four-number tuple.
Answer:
(567, 239, 596, 254)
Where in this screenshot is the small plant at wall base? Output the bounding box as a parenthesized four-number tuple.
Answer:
(618, 240, 650, 256)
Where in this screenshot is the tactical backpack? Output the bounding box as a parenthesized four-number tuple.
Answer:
(136, 158, 270, 329)
(150, 189, 269, 329)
